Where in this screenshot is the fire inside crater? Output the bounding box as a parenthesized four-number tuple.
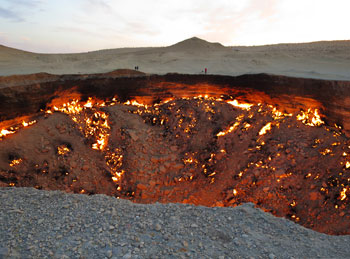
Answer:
(0, 92, 349, 235)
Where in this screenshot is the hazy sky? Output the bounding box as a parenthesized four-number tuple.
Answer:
(0, 0, 349, 53)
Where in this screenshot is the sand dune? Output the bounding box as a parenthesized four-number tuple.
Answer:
(0, 37, 350, 80)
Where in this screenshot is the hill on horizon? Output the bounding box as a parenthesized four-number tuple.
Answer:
(2, 36, 350, 55)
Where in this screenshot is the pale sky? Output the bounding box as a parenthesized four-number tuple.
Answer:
(0, 0, 349, 53)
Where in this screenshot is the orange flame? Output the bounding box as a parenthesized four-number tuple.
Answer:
(10, 158, 22, 167)
(259, 122, 272, 136)
(226, 99, 253, 110)
(297, 108, 324, 127)
(340, 188, 348, 201)
(124, 100, 147, 107)
(0, 129, 15, 138)
(22, 120, 36, 127)
(217, 114, 244, 137)
(346, 161, 350, 169)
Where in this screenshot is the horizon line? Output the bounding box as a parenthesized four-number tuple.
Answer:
(1, 37, 350, 55)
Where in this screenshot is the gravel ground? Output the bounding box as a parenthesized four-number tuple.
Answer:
(1, 187, 350, 259)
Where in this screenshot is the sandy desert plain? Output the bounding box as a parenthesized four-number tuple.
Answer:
(1, 37, 350, 80)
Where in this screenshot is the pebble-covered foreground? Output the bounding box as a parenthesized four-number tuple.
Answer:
(1, 188, 350, 259)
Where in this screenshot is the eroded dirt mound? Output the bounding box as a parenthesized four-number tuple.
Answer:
(0, 69, 145, 88)
(105, 69, 146, 77)
(0, 97, 349, 235)
(0, 73, 59, 88)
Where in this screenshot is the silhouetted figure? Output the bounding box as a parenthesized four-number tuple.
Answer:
(205, 68, 207, 74)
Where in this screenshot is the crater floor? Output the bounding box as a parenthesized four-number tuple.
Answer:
(1, 96, 349, 235)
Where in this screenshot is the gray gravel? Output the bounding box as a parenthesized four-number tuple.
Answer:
(1, 187, 350, 259)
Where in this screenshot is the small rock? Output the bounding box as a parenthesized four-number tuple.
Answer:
(141, 192, 149, 199)
(122, 251, 132, 259)
(137, 183, 148, 190)
(275, 169, 285, 177)
(170, 146, 178, 152)
(309, 191, 319, 201)
(128, 130, 139, 141)
(154, 223, 162, 231)
(151, 157, 158, 163)
(82, 164, 89, 171)
(0, 246, 8, 257)
(159, 166, 167, 173)
(41, 148, 50, 153)
(70, 161, 77, 168)
(173, 163, 184, 170)
(106, 249, 113, 258)
(215, 201, 224, 207)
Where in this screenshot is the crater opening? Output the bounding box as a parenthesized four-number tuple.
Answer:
(1, 71, 350, 235)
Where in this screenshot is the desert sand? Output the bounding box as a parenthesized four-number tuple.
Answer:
(1, 37, 350, 80)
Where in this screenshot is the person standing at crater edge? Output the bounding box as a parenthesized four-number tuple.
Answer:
(205, 68, 207, 74)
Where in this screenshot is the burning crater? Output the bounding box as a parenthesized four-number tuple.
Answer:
(1, 71, 350, 235)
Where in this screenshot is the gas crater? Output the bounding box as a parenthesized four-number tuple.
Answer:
(1, 71, 350, 235)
